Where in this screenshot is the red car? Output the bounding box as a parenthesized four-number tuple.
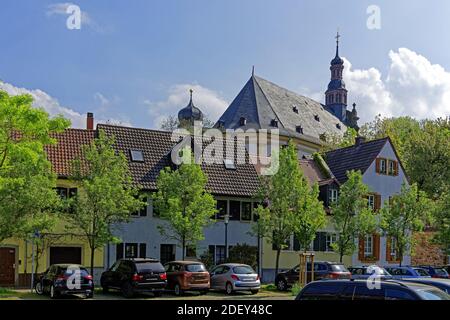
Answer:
(164, 261, 210, 296)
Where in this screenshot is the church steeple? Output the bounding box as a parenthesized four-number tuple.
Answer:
(325, 31, 348, 122)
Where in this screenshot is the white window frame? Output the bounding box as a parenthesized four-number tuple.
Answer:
(364, 235, 374, 257)
(388, 160, 395, 175)
(325, 233, 337, 252)
(368, 195, 375, 210)
(380, 159, 387, 174)
(329, 189, 338, 203)
(390, 237, 397, 258)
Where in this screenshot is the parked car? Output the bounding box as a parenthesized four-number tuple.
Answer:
(348, 265, 393, 280)
(34, 264, 94, 299)
(400, 278, 450, 294)
(100, 258, 167, 298)
(164, 261, 210, 295)
(209, 263, 260, 295)
(275, 261, 351, 291)
(415, 266, 450, 279)
(295, 279, 450, 300)
(384, 266, 431, 279)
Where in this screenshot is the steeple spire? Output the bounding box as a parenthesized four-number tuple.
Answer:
(189, 88, 193, 102)
(335, 30, 340, 57)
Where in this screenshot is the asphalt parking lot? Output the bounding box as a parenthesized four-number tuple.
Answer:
(4, 288, 293, 300)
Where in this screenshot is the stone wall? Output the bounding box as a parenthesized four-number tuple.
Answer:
(411, 231, 447, 266)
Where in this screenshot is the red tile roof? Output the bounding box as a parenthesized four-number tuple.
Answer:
(45, 129, 95, 177)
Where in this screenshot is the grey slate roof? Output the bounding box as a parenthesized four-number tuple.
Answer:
(215, 75, 346, 144)
(97, 124, 260, 198)
(324, 137, 389, 184)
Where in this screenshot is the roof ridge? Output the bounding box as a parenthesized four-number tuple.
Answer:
(325, 136, 389, 155)
(97, 123, 174, 135)
(252, 76, 286, 129)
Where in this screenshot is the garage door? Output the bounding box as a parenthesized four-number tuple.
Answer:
(50, 247, 82, 265)
(0, 247, 16, 286)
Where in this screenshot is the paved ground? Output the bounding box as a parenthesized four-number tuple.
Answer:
(2, 288, 293, 301)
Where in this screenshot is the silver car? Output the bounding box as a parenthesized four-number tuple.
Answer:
(209, 263, 260, 295)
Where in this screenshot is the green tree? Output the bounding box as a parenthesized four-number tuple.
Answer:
(320, 127, 358, 152)
(380, 183, 433, 266)
(66, 130, 144, 275)
(433, 190, 450, 255)
(253, 141, 326, 276)
(153, 153, 216, 260)
(330, 170, 377, 263)
(0, 90, 70, 242)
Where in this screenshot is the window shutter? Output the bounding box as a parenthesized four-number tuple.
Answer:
(374, 234, 380, 261)
(319, 233, 327, 252)
(140, 197, 148, 216)
(313, 233, 321, 251)
(375, 194, 382, 211)
(375, 158, 380, 173)
(116, 243, 124, 261)
(358, 237, 364, 261)
(139, 243, 146, 258)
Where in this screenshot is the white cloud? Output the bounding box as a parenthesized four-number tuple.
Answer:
(144, 84, 228, 129)
(0, 80, 130, 128)
(46, 2, 104, 32)
(343, 48, 450, 123)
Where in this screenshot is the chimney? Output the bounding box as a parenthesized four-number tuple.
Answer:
(86, 112, 94, 130)
(355, 136, 366, 146)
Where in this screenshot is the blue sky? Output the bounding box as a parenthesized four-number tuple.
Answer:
(1, 0, 449, 128)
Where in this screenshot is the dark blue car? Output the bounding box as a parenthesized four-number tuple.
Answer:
(416, 266, 450, 279)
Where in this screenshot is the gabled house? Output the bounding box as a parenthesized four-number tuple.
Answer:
(324, 136, 410, 266)
(97, 124, 261, 268)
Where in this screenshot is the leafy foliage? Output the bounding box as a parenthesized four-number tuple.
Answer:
(380, 183, 434, 266)
(253, 141, 326, 275)
(0, 90, 70, 241)
(153, 152, 217, 259)
(226, 243, 258, 269)
(330, 170, 377, 262)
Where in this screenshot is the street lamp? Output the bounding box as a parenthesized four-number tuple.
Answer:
(224, 213, 230, 261)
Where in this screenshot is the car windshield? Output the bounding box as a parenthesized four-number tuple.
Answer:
(185, 264, 206, 272)
(416, 288, 450, 300)
(331, 264, 348, 272)
(414, 268, 430, 276)
(233, 266, 255, 274)
(135, 262, 164, 272)
(434, 268, 448, 276)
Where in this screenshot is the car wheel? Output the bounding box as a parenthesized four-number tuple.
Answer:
(276, 278, 287, 291)
(174, 283, 183, 296)
(122, 282, 135, 298)
(50, 285, 59, 299)
(86, 292, 94, 299)
(225, 282, 234, 295)
(251, 289, 259, 295)
(35, 282, 43, 295)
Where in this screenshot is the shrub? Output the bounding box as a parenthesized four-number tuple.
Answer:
(226, 243, 258, 269)
(291, 283, 303, 296)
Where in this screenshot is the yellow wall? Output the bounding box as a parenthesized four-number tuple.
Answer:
(0, 179, 104, 286)
(261, 217, 353, 270)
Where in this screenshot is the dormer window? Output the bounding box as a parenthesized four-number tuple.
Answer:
(130, 149, 144, 162)
(217, 120, 225, 128)
(292, 105, 299, 114)
(314, 115, 320, 122)
(336, 123, 341, 130)
(239, 117, 247, 126)
(296, 126, 303, 134)
(224, 159, 236, 170)
(270, 119, 278, 127)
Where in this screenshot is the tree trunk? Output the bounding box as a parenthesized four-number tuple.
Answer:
(339, 248, 344, 263)
(182, 235, 185, 260)
(275, 248, 281, 277)
(90, 246, 95, 277)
